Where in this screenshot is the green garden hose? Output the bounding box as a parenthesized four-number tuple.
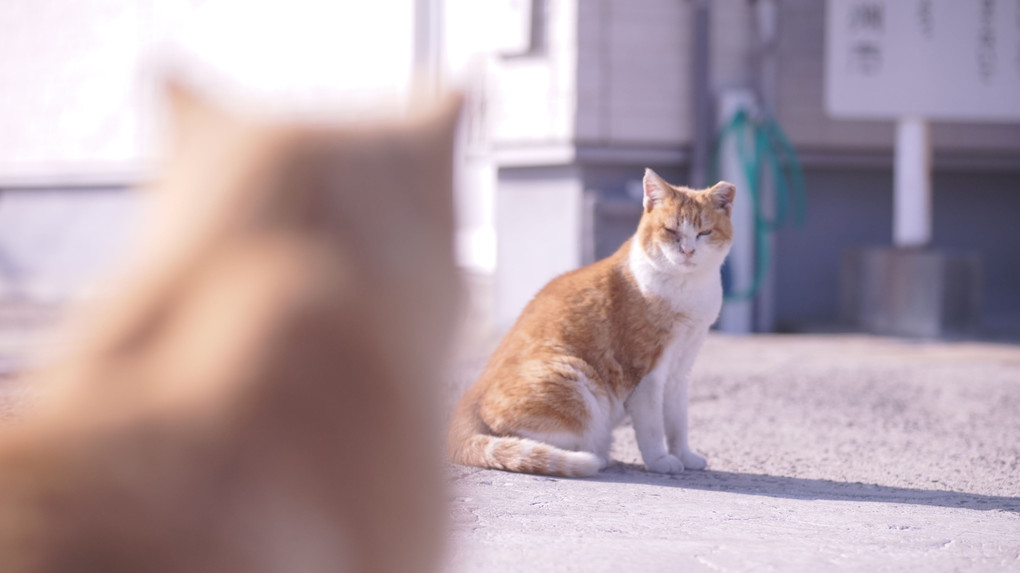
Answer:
(712, 108, 807, 302)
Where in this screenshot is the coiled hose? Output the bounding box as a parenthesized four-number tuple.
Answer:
(713, 108, 807, 302)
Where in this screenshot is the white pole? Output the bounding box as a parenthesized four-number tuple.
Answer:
(893, 117, 932, 248)
(413, 0, 443, 98)
(717, 90, 757, 334)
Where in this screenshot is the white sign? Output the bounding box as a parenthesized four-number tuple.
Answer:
(826, 0, 1020, 121)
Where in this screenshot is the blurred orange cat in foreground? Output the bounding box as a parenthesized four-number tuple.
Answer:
(0, 80, 462, 573)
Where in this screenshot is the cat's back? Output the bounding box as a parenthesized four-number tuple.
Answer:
(505, 242, 633, 339)
(477, 240, 673, 386)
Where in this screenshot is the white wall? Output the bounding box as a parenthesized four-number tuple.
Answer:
(0, 0, 418, 186)
(495, 167, 584, 327)
(576, 0, 695, 146)
(0, 0, 148, 184)
(487, 0, 579, 145)
(0, 0, 478, 300)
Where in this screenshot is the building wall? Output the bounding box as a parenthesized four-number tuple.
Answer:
(494, 165, 586, 327)
(0, 0, 426, 299)
(488, 0, 701, 152)
(488, 0, 579, 146)
(773, 166, 1020, 334)
(0, 0, 148, 184)
(768, 1, 1020, 334)
(574, 0, 694, 146)
(931, 169, 1020, 333)
(486, 0, 1020, 335)
(0, 0, 418, 186)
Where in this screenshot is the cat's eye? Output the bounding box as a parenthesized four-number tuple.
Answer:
(664, 227, 678, 236)
(697, 230, 712, 238)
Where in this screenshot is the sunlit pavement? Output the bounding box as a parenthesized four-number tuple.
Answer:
(445, 333, 1020, 572)
(1, 303, 1017, 571)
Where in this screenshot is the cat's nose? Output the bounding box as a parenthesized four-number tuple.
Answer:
(680, 246, 695, 256)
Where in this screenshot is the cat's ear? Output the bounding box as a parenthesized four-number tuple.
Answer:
(707, 181, 736, 216)
(383, 91, 464, 222)
(163, 76, 234, 155)
(642, 168, 672, 211)
(405, 90, 464, 201)
(417, 91, 464, 141)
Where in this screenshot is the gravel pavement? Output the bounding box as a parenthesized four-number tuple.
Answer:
(1, 302, 1017, 571)
(444, 333, 1020, 572)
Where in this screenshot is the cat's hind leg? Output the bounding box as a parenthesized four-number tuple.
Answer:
(450, 381, 604, 477)
(513, 378, 613, 469)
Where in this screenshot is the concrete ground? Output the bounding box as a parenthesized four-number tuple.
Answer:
(0, 299, 1017, 571)
(445, 333, 1020, 572)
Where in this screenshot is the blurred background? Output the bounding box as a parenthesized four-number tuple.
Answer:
(0, 0, 1019, 369)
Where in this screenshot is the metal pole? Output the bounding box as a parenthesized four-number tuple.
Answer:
(753, 0, 779, 333)
(690, 0, 711, 189)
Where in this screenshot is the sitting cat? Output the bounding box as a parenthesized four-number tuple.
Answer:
(449, 170, 735, 477)
(0, 79, 462, 572)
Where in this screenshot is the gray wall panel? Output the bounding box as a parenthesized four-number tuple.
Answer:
(772, 167, 1020, 334)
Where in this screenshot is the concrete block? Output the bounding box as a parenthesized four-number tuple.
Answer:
(494, 166, 584, 329)
(840, 247, 981, 338)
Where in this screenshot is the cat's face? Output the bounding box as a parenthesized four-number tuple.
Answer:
(636, 169, 735, 275)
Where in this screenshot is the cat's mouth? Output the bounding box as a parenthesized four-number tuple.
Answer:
(675, 258, 696, 270)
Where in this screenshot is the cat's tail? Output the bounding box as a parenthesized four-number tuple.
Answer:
(448, 398, 600, 478)
(451, 434, 601, 478)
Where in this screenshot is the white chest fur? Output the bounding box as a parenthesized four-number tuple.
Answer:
(627, 239, 722, 377)
(627, 241, 724, 328)
(658, 317, 709, 379)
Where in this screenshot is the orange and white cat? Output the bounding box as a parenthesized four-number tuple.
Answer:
(449, 170, 735, 477)
(0, 80, 462, 573)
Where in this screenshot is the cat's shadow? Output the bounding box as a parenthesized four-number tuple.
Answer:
(589, 462, 1020, 514)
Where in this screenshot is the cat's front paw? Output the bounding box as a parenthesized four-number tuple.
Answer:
(646, 454, 685, 474)
(679, 450, 708, 470)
